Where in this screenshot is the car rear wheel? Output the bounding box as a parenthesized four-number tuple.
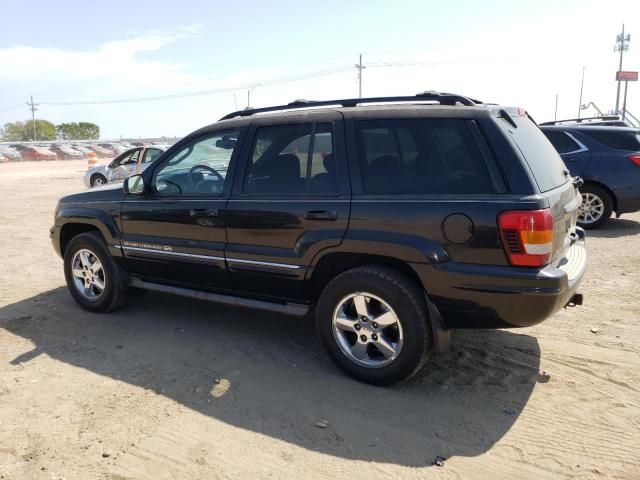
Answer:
(63, 232, 126, 312)
(316, 265, 432, 385)
(91, 174, 107, 187)
(578, 184, 613, 229)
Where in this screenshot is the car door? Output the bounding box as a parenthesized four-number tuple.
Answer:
(542, 130, 590, 175)
(108, 149, 140, 182)
(138, 147, 165, 174)
(225, 113, 350, 301)
(119, 129, 244, 291)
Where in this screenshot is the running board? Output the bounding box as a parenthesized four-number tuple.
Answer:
(129, 278, 309, 317)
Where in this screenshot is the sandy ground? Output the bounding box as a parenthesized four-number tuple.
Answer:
(0, 160, 638, 480)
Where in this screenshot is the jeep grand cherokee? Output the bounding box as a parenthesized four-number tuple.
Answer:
(51, 92, 587, 385)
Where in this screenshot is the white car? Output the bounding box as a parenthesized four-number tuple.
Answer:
(83, 145, 168, 187)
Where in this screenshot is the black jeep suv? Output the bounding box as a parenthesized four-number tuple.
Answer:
(51, 92, 587, 385)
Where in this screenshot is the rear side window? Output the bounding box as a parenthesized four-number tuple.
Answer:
(355, 118, 495, 195)
(580, 129, 640, 151)
(506, 115, 568, 192)
(244, 123, 336, 195)
(543, 131, 582, 154)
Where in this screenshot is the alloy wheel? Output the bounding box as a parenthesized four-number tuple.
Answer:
(578, 192, 604, 224)
(332, 292, 404, 368)
(71, 248, 106, 300)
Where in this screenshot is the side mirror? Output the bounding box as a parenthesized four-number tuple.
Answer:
(124, 174, 145, 195)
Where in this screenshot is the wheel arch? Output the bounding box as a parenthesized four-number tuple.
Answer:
(307, 252, 425, 303)
(56, 207, 121, 258)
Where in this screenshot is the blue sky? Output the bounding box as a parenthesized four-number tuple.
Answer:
(1, 0, 639, 138)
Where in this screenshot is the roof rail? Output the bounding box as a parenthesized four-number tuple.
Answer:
(219, 91, 480, 121)
(540, 116, 624, 126)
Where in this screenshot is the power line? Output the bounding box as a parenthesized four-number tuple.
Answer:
(37, 65, 353, 107)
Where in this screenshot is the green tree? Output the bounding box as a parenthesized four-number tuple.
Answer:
(56, 122, 100, 140)
(1, 119, 56, 141)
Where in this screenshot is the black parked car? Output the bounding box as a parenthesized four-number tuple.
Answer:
(50, 92, 587, 385)
(540, 121, 640, 228)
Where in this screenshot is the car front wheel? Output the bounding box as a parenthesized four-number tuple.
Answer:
(91, 174, 107, 187)
(63, 232, 126, 312)
(316, 265, 433, 385)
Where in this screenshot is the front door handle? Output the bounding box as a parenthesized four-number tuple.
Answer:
(190, 208, 219, 218)
(304, 210, 337, 221)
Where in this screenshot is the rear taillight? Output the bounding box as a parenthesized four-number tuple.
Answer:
(498, 209, 554, 267)
(629, 154, 640, 167)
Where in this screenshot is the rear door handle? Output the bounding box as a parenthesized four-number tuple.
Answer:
(190, 208, 219, 218)
(304, 210, 337, 220)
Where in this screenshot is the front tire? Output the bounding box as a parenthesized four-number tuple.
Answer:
(91, 174, 107, 187)
(316, 265, 432, 385)
(63, 232, 126, 312)
(578, 184, 613, 229)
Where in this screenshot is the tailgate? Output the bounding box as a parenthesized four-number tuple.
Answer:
(545, 179, 582, 261)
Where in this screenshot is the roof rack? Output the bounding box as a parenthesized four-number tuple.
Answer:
(219, 91, 480, 121)
(539, 116, 625, 126)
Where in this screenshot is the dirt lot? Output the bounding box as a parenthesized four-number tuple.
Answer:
(0, 160, 638, 480)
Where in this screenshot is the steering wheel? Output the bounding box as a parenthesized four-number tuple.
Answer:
(188, 164, 224, 191)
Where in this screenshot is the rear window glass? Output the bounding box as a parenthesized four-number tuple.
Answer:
(355, 118, 495, 195)
(506, 115, 568, 192)
(581, 129, 640, 151)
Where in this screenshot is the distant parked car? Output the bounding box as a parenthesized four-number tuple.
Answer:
(85, 145, 114, 158)
(69, 145, 92, 157)
(0, 146, 22, 161)
(49, 145, 84, 160)
(9, 144, 27, 152)
(83, 145, 167, 187)
(540, 123, 640, 228)
(21, 146, 57, 161)
(98, 143, 127, 156)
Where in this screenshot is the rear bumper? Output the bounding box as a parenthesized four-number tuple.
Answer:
(414, 229, 587, 329)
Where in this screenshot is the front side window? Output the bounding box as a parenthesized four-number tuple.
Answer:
(143, 148, 163, 163)
(355, 118, 495, 195)
(243, 123, 336, 195)
(154, 130, 240, 196)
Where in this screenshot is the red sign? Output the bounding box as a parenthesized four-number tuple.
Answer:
(616, 71, 638, 81)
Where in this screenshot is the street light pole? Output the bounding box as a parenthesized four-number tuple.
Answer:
(578, 67, 585, 119)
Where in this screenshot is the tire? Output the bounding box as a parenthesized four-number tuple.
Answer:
(91, 174, 107, 187)
(316, 265, 433, 386)
(578, 184, 613, 229)
(63, 232, 127, 312)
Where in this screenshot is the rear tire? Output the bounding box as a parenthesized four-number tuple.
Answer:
(63, 232, 126, 312)
(578, 184, 613, 229)
(316, 265, 432, 386)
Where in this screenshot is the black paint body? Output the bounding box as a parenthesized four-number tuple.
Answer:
(51, 104, 587, 329)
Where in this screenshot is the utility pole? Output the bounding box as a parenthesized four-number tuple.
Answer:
(614, 24, 630, 113)
(554, 94, 559, 121)
(577, 66, 585, 119)
(26, 95, 38, 141)
(355, 53, 365, 98)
